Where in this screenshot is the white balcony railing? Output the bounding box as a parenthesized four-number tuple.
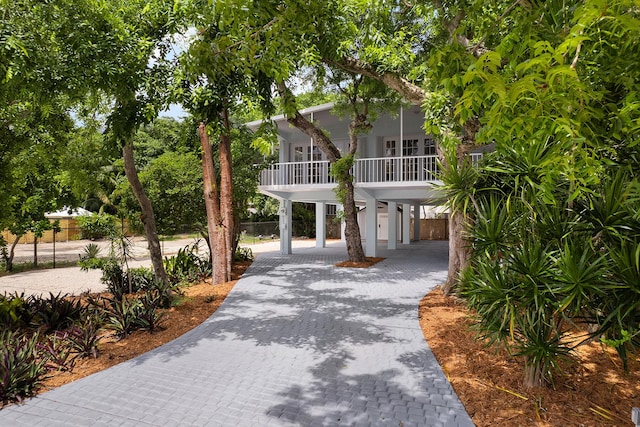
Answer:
(259, 154, 483, 187)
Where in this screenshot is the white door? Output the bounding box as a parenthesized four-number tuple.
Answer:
(378, 213, 388, 240)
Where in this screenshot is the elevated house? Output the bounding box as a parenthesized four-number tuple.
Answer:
(249, 102, 481, 257)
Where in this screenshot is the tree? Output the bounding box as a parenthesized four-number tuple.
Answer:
(74, 0, 178, 285)
(445, 0, 640, 387)
(1, 0, 179, 285)
(198, 122, 227, 284)
(113, 150, 206, 235)
(178, 1, 277, 284)
(3, 107, 76, 270)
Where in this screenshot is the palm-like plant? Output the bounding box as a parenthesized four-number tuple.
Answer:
(459, 148, 640, 387)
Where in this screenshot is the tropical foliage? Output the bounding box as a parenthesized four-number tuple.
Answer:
(436, 0, 640, 387)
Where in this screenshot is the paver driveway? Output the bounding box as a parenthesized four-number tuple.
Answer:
(0, 241, 474, 426)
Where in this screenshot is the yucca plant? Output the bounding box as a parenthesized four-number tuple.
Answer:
(78, 243, 104, 271)
(577, 170, 640, 370)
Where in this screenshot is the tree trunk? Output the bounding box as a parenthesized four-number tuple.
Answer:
(341, 108, 369, 263)
(198, 122, 227, 285)
(441, 143, 473, 296)
(122, 142, 168, 285)
(342, 179, 365, 261)
(219, 108, 234, 282)
(443, 209, 468, 295)
(7, 236, 19, 272)
(523, 357, 544, 388)
(33, 237, 38, 267)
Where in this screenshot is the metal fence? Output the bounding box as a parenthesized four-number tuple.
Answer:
(239, 220, 323, 241)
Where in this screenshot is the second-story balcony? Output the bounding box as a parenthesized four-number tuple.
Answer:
(259, 154, 482, 188)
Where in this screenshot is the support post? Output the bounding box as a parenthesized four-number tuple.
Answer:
(315, 202, 326, 248)
(413, 203, 421, 242)
(402, 203, 411, 244)
(365, 198, 378, 257)
(279, 199, 292, 254)
(388, 201, 397, 250)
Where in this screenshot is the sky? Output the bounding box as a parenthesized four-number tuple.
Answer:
(159, 103, 188, 120)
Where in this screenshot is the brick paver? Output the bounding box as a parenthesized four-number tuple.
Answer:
(0, 241, 474, 426)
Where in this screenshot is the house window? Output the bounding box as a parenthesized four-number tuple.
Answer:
(402, 138, 419, 156)
(385, 139, 397, 157)
(307, 146, 322, 161)
(424, 137, 437, 155)
(307, 146, 322, 183)
(294, 146, 304, 162)
(402, 138, 419, 181)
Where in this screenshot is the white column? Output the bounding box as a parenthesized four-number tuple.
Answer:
(365, 198, 378, 257)
(402, 203, 411, 244)
(279, 199, 292, 254)
(400, 105, 404, 152)
(388, 201, 397, 250)
(413, 203, 421, 242)
(315, 202, 326, 248)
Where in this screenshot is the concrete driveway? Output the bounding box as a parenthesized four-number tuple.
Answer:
(0, 240, 473, 426)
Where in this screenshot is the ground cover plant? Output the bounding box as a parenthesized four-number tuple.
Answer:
(0, 292, 100, 405)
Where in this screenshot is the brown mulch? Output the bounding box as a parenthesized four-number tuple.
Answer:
(335, 257, 385, 268)
(419, 286, 639, 427)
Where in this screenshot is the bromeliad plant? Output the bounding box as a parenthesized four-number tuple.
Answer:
(29, 292, 84, 333)
(0, 331, 49, 404)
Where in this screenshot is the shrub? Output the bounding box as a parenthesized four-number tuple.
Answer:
(164, 242, 210, 284)
(135, 292, 165, 332)
(128, 267, 156, 291)
(101, 261, 159, 298)
(233, 247, 254, 262)
(0, 331, 49, 404)
(0, 236, 8, 271)
(100, 260, 128, 299)
(38, 331, 75, 372)
(146, 279, 182, 309)
(101, 296, 139, 339)
(0, 293, 32, 331)
(96, 288, 168, 339)
(76, 213, 118, 240)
